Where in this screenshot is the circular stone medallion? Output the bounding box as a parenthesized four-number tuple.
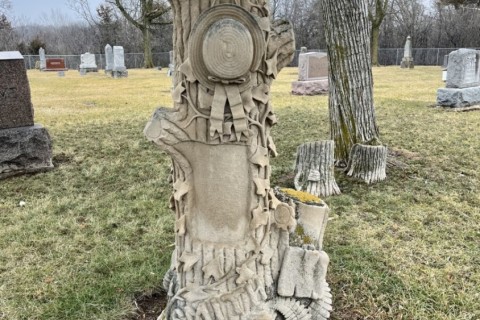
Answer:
(189, 4, 265, 90)
(202, 19, 254, 80)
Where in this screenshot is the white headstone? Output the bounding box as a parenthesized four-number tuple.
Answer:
(105, 44, 113, 71)
(403, 36, 412, 59)
(79, 52, 97, 69)
(39, 47, 46, 70)
(400, 36, 414, 69)
(113, 46, 126, 72)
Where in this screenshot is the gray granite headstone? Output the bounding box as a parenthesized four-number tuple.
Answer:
(446, 49, 480, 89)
(105, 44, 113, 72)
(298, 52, 328, 81)
(39, 47, 46, 70)
(300, 47, 308, 54)
(0, 51, 34, 129)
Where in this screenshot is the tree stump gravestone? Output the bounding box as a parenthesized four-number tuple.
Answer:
(145, 2, 332, 319)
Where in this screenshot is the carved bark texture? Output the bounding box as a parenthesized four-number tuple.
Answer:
(346, 143, 387, 184)
(145, 1, 333, 319)
(294, 141, 340, 198)
(320, 0, 387, 183)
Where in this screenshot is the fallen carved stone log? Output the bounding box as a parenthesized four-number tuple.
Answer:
(294, 141, 340, 197)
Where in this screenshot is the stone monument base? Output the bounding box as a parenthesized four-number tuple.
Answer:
(112, 70, 128, 78)
(79, 68, 98, 75)
(0, 124, 54, 179)
(291, 79, 329, 96)
(401, 58, 414, 69)
(437, 87, 480, 108)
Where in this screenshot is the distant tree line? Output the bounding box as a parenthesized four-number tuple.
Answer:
(272, 0, 480, 57)
(1, 0, 479, 67)
(0, 0, 172, 64)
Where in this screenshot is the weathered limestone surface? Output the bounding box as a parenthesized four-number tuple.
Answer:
(0, 124, 53, 179)
(144, 2, 331, 319)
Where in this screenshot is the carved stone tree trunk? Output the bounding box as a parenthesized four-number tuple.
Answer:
(320, 0, 387, 184)
(145, 1, 332, 319)
(294, 141, 340, 198)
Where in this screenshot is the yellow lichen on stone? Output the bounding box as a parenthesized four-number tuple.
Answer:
(295, 225, 313, 245)
(280, 188, 322, 204)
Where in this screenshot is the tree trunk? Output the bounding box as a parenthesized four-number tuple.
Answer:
(347, 144, 387, 184)
(320, 0, 387, 183)
(294, 140, 340, 197)
(142, 27, 154, 68)
(371, 24, 380, 66)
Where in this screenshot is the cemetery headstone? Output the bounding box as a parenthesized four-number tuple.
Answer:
(400, 36, 414, 69)
(39, 47, 46, 71)
(0, 51, 53, 179)
(300, 46, 308, 54)
(442, 54, 449, 82)
(112, 46, 128, 78)
(105, 44, 113, 75)
(437, 48, 480, 108)
(145, 3, 332, 319)
(79, 52, 98, 74)
(167, 50, 175, 77)
(292, 52, 329, 95)
(44, 58, 67, 71)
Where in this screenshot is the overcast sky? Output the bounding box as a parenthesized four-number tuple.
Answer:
(11, 0, 104, 24)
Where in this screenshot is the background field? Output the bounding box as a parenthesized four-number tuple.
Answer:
(1, 67, 479, 320)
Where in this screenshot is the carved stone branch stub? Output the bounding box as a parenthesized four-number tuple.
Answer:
(145, 2, 331, 319)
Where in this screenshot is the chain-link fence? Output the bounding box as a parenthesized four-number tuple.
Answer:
(23, 48, 478, 70)
(290, 48, 479, 67)
(23, 52, 171, 70)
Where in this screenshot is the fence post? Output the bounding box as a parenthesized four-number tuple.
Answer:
(436, 48, 440, 66)
(395, 49, 399, 65)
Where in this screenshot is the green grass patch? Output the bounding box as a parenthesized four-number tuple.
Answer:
(0, 67, 479, 319)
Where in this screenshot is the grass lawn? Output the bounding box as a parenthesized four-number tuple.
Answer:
(1, 67, 479, 320)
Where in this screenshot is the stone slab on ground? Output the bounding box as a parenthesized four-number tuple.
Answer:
(0, 124, 53, 179)
(437, 86, 480, 108)
(292, 79, 329, 95)
(0, 51, 34, 129)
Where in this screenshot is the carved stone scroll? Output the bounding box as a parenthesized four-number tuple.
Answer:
(144, 1, 332, 319)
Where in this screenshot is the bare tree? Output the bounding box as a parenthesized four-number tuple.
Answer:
(0, 0, 10, 15)
(368, 0, 393, 66)
(106, 0, 171, 68)
(437, 0, 480, 8)
(321, 0, 387, 183)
